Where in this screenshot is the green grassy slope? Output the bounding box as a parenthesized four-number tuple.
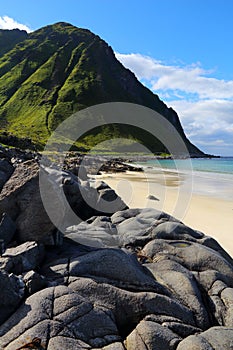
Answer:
(0, 22, 204, 155)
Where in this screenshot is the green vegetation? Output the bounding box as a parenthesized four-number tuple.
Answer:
(0, 28, 28, 57)
(0, 22, 204, 156)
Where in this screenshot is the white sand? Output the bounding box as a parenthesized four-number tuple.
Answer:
(96, 170, 233, 257)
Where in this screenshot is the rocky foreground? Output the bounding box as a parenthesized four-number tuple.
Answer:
(0, 147, 233, 349)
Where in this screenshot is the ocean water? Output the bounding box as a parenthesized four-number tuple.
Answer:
(144, 157, 233, 175)
(138, 157, 233, 201)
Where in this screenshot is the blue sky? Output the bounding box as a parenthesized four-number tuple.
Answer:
(0, 0, 233, 155)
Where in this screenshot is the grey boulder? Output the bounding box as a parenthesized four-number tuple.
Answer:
(0, 285, 120, 349)
(177, 326, 233, 349)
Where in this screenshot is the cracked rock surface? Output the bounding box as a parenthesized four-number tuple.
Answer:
(0, 153, 232, 349)
(0, 207, 233, 349)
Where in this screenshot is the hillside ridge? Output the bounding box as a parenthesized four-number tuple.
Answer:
(0, 22, 204, 155)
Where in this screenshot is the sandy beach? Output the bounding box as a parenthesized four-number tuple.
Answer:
(96, 170, 233, 257)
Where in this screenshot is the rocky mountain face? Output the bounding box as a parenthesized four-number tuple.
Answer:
(0, 22, 204, 155)
(0, 147, 232, 349)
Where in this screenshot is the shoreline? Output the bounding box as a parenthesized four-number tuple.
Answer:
(95, 170, 233, 257)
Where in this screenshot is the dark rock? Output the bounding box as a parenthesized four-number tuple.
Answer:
(142, 239, 233, 281)
(69, 278, 195, 328)
(0, 286, 120, 349)
(150, 221, 204, 240)
(177, 326, 233, 349)
(0, 241, 45, 274)
(90, 180, 110, 191)
(220, 287, 233, 326)
(115, 208, 179, 247)
(47, 337, 91, 349)
(0, 194, 232, 349)
(194, 269, 233, 291)
(23, 270, 47, 295)
(0, 270, 24, 324)
(161, 321, 202, 338)
(96, 188, 127, 214)
(41, 248, 167, 294)
(0, 161, 127, 244)
(98, 159, 143, 174)
(126, 320, 181, 350)
(43, 166, 127, 226)
(64, 219, 118, 248)
(74, 165, 88, 180)
(0, 213, 16, 245)
(0, 159, 14, 191)
(146, 259, 210, 329)
(0, 161, 56, 244)
(147, 194, 160, 201)
(0, 238, 5, 256)
(111, 208, 141, 224)
(200, 235, 233, 266)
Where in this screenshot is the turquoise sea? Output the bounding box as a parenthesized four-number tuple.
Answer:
(137, 157, 233, 201)
(145, 157, 233, 175)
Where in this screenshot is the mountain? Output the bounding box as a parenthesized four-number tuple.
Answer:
(0, 22, 204, 155)
(0, 28, 28, 57)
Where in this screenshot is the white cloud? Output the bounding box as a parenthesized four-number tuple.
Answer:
(168, 99, 233, 139)
(116, 52, 233, 155)
(116, 53, 233, 100)
(0, 16, 32, 32)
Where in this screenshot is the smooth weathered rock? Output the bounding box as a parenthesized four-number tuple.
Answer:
(146, 259, 210, 329)
(115, 208, 180, 247)
(0, 197, 232, 349)
(220, 287, 233, 326)
(194, 269, 233, 291)
(48, 337, 91, 349)
(0, 161, 127, 244)
(94, 343, 126, 350)
(41, 248, 168, 294)
(69, 278, 195, 328)
(200, 235, 233, 266)
(0, 241, 45, 274)
(0, 285, 120, 349)
(177, 326, 233, 349)
(161, 321, 202, 338)
(65, 220, 118, 247)
(126, 320, 181, 350)
(150, 221, 204, 241)
(111, 208, 141, 224)
(142, 239, 233, 282)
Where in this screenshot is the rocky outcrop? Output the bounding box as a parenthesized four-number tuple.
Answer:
(0, 159, 127, 245)
(0, 149, 232, 349)
(0, 160, 56, 245)
(0, 206, 232, 349)
(98, 159, 143, 173)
